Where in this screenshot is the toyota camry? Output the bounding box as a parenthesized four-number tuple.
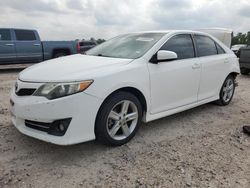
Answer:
(10, 30, 240, 146)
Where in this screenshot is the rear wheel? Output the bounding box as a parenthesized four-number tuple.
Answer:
(240, 68, 250, 75)
(215, 75, 235, 106)
(95, 91, 142, 146)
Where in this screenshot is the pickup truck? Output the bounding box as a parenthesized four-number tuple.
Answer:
(0, 28, 80, 64)
(239, 46, 250, 75)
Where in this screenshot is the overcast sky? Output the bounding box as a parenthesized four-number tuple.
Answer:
(0, 0, 249, 40)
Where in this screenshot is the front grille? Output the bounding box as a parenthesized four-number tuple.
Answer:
(25, 118, 72, 136)
(16, 89, 36, 96)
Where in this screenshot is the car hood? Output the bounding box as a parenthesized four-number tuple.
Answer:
(19, 54, 133, 82)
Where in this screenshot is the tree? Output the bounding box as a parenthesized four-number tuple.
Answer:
(96, 39, 106, 44)
(232, 31, 250, 45)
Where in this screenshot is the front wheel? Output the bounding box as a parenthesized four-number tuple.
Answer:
(215, 75, 235, 106)
(95, 91, 142, 146)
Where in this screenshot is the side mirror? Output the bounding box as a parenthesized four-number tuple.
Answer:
(150, 50, 178, 64)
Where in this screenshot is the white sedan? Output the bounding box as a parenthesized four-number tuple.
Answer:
(10, 30, 240, 146)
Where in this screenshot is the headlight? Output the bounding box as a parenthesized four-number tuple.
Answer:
(33, 80, 93, 100)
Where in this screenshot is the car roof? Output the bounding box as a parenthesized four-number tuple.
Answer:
(0, 28, 36, 31)
(128, 30, 210, 35)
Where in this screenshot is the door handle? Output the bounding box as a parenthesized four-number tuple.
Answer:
(5, 43, 14, 46)
(33, 44, 41, 46)
(192, 63, 201, 69)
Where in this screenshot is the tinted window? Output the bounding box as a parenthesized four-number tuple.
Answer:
(0, 29, 11, 41)
(216, 43, 225, 54)
(195, 35, 217, 57)
(160, 34, 195, 60)
(15, 30, 36, 41)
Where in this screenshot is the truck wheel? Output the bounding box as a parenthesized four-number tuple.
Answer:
(95, 91, 142, 146)
(53, 52, 67, 58)
(240, 68, 250, 75)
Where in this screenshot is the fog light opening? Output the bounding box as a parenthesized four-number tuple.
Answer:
(58, 123, 65, 132)
(48, 118, 72, 136)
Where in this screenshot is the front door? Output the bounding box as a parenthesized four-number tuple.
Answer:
(148, 34, 201, 114)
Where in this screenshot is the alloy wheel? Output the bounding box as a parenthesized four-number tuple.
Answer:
(106, 100, 138, 140)
(222, 78, 234, 103)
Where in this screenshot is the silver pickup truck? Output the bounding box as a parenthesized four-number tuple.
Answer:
(0, 28, 80, 64)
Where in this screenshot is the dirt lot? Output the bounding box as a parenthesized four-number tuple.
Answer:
(0, 67, 250, 188)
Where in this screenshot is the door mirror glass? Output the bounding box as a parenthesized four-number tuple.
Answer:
(157, 50, 177, 61)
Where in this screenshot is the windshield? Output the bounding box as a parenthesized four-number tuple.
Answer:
(86, 33, 165, 59)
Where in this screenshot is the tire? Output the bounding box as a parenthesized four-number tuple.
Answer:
(95, 91, 142, 146)
(240, 68, 250, 75)
(53, 52, 67, 58)
(215, 75, 235, 106)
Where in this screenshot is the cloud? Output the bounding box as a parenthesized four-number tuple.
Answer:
(0, 0, 64, 13)
(0, 0, 249, 40)
(157, 0, 191, 9)
(238, 5, 250, 17)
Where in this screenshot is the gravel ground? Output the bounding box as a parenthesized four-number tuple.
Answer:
(0, 67, 250, 188)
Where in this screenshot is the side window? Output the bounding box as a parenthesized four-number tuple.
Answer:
(216, 43, 225, 54)
(15, 30, 37, 41)
(194, 35, 217, 57)
(0, 29, 11, 41)
(160, 34, 195, 60)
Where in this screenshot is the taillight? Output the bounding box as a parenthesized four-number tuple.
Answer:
(76, 43, 80, 53)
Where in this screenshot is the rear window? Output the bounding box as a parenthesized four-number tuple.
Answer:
(0, 29, 11, 41)
(15, 30, 37, 41)
(195, 35, 217, 57)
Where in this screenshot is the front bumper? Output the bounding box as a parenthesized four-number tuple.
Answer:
(10, 86, 103, 145)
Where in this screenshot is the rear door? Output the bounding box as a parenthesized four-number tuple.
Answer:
(14, 29, 43, 63)
(0, 29, 16, 64)
(194, 35, 228, 101)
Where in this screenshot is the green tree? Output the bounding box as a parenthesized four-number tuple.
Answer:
(96, 39, 106, 44)
(232, 31, 250, 45)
